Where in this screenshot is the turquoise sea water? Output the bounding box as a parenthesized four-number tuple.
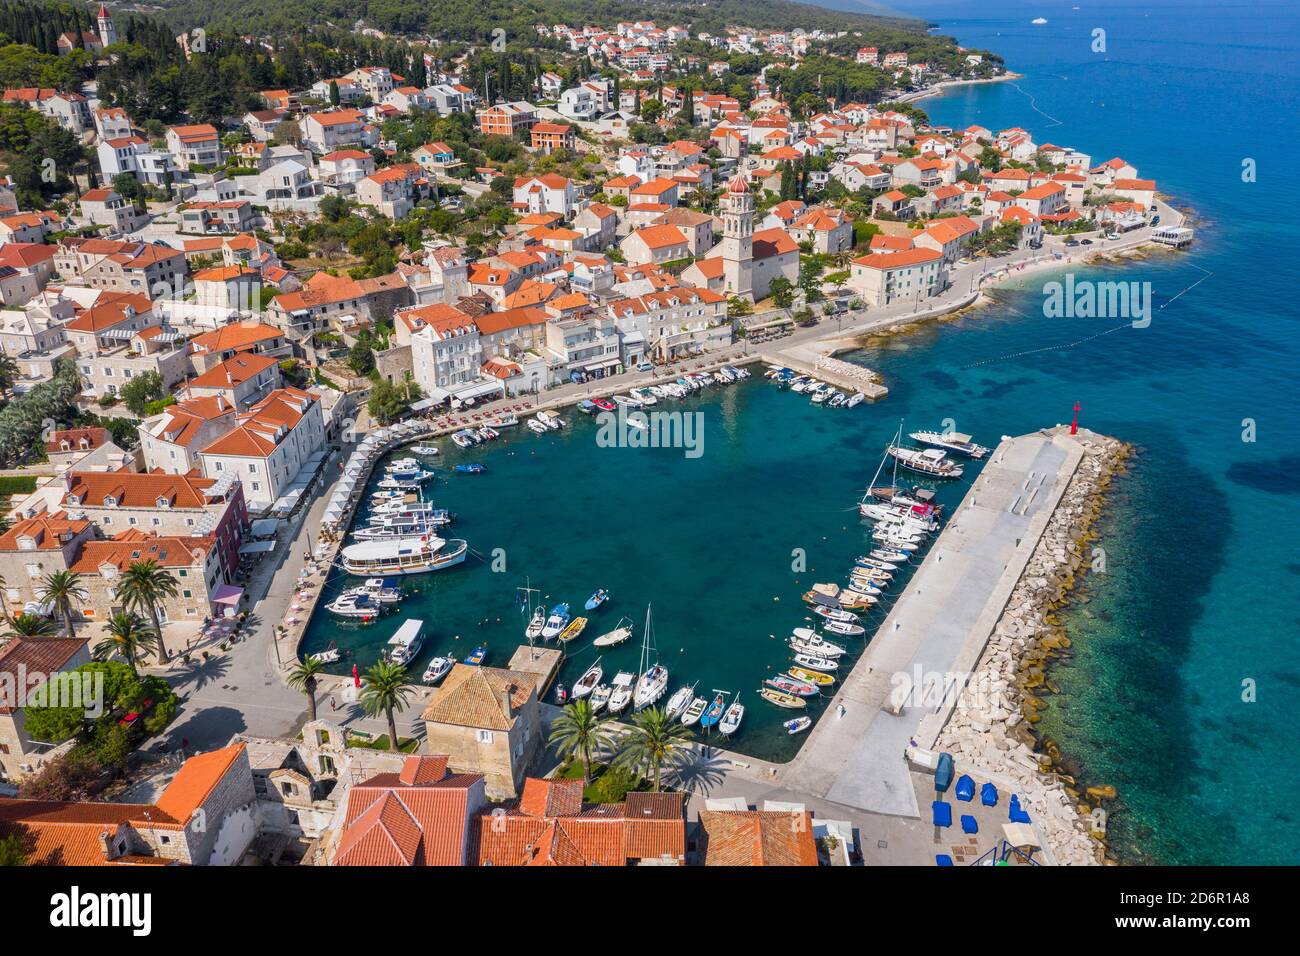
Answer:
(302, 0, 1299, 864)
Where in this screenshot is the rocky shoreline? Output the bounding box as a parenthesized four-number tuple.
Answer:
(936, 431, 1132, 866)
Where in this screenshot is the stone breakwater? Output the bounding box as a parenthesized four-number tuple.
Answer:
(936, 433, 1131, 866)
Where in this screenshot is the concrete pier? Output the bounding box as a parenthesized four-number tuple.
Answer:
(773, 427, 1089, 817)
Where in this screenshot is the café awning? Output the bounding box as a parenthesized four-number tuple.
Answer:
(213, 584, 244, 605)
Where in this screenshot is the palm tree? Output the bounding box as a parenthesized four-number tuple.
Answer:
(2, 612, 57, 647)
(616, 706, 691, 792)
(116, 560, 179, 663)
(548, 699, 616, 784)
(92, 612, 160, 676)
(359, 661, 417, 752)
(0, 354, 18, 398)
(287, 656, 328, 723)
(37, 570, 88, 637)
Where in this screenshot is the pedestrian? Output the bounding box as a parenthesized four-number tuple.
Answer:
(329, 696, 337, 712)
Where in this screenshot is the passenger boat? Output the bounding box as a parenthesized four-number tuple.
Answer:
(759, 687, 806, 709)
(340, 536, 468, 576)
(384, 619, 424, 666)
(887, 445, 964, 479)
(593, 617, 633, 647)
(664, 684, 696, 720)
(411, 445, 440, 456)
(557, 616, 588, 644)
(326, 592, 384, 620)
(584, 588, 609, 611)
(422, 655, 455, 684)
(789, 666, 835, 687)
(699, 692, 727, 730)
(680, 694, 708, 727)
(632, 606, 666, 710)
(371, 505, 453, 526)
(589, 683, 612, 713)
(573, 659, 602, 700)
(541, 602, 570, 640)
(524, 607, 546, 641)
(792, 653, 839, 672)
(821, 619, 866, 638)
(527, 418, 549, 435)
(784, 716, 813, 735)
(765, 674, 819, 697)
(464, 645, 487, 666)
(718, 699, 744, 736)
(607, 672, 636, 713)
(453, 463, 485, 474)
(910, 430, 988, 459)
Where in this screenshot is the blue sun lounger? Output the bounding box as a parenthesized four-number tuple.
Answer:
(981, 782, 999, 807)
(1008, 794, 1032, 824)
(961, 814, 978, 834)
(932, 801, 952, 828)
(936, 854, 954, 866)
(956, 774, 975, 802)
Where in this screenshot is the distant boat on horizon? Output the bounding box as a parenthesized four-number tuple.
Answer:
(1032, 17, 1048, 25)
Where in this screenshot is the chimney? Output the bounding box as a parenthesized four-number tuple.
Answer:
(226, 371, 233, 385)
(500, 686, 513, 719)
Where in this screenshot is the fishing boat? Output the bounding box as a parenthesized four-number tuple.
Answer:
(765, 674, 819, 697)
(411, 445, 440, 456)
(718, 699, 744, 736)
(664, 684, 696, 720)
(341, 536, 468, 576)
(541, 602, 571, 640)
(909, 430, 989, 459)
(589, 683, 612, 713)
(453, 463, 485, 474)
(607, 672, 636, 714)
(789, 666, 835, 687)
(557, 616, 588, 644)
(573, 659, 602, 700)
(821, 619, 866, 638)
(680, 694, 708, 727)
(699, 691, 728, 730)
(784, 716, 813, 735)
(422, 655, 455, 684)
(789, 630, 846, 657)
(839, 592, 876, 611)
(887, 445, 964, 479)
(584, 588, 609, 611)
(813, 605, 858, 624)
(524, 607, 545, 640)
(792, 653, 839, 672)
(593, 617, 633, 647)
(384, 619, 424, 666)
(326, 592, 384, 620)
(464, 645, 487, 666)
(759, 687, 806, 709)
(632, 605, 667, 710)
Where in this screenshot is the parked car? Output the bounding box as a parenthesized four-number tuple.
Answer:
(1151, 215, 1161, 227)
(636, 362, 653, 372)
(1081, 238, 1093, 245)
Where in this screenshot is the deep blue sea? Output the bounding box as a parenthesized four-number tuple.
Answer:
(301, 0, 1299, 865)
(876, 0, 1300, 864)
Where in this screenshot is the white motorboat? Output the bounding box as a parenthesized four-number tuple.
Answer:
(593, 616, 633, 647)
(589, 683, 612, 713)
(784, 716, 813, 735)
(607, 672, 636, 714)
(813, 605, 858, 624)
(358, 578, 402, 603)
(680, 694, 708, 727)
(307, 646, 340, 664)
(387, 458, 420, 471)
(792, 653, 839, 672)
(910, 430, 989, 459)
(527, 418, 549, 435)
(822, 619, 866, 638)
(326, 592, 384, 619)
(811, 386, 830, 404)
(856, 557, 899, 572)
(484, 413, 518, 428)
(451, 430, 479, 449)
(384, 619, 425, 666)
(629, 387, 657, 406)
(536, 410, 562, 430)
(664, 684, 696, 720)
(477, 426, 499, 441)
(541, 603, 571, 640)
(612, 394, 642, 409)
(718, 699, 744, 736)
(341, 536, 468, 576)
(573, 659, 603, 699)
(846, 393, 865, 408)
(789, 635, 846, 658)
(423, 655, 455, 684)
(887, 445, 965, 479)
(411, 445, 440, 456)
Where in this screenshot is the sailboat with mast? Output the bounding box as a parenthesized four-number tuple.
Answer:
(633, 604, 668, 710)
(518, 579, 544, 642)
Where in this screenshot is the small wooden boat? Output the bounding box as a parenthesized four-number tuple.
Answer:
(813, 605, 858, 624)
(784, 716, 813, 735)
(464, 645, 487, 666)
(822, 619, 866, 638)
(524, 607, 545, 640)
(589, 684, 612, 713)
(698, 692, 727, 730)
(789, 666, 835, 687)
(718, 700, 744, 736)
(759, 687, 807, 709)
(793, 653, 839, 672)
(680, 695, 707, 727)
(557, 616, 588, 644)
(584, 588, 609, 611)
(573, 659, 602, 699)
(592, 617, 633, 647)
(765, 674, 819, 697)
